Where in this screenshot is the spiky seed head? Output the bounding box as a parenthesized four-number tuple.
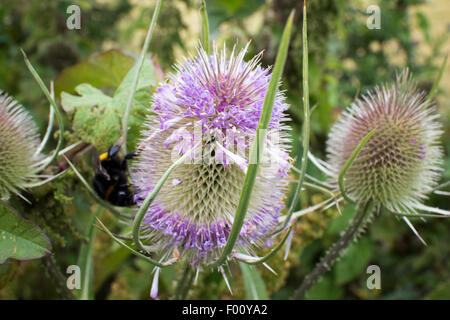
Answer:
(132, 44, 291, 266)
(0, 91, 43, 199)
(326, 70, 443, 213)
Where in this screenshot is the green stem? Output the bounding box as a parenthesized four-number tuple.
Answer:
(77, 206, 102, 300)
(426, 54, 447, 104)
(291, 201, 374, 300)
(273, 1, 310, 235)
(200, 0, 210, 54)
(22, 49, 64, 170)
(122, 0, 162, 154)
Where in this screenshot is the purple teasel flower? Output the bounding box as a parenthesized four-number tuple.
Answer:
(131, 43, 292, 292)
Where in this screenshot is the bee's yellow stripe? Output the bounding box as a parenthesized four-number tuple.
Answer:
(99, 152, 109, 161)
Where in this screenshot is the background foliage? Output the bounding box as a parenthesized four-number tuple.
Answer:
(0, 0, 449, 299)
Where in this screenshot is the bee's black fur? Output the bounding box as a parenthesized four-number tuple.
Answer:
(93, 143, 136, 207)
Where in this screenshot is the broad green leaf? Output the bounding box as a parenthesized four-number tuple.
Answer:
(61, 84, 112, 112)
(239, 262, 268, 300)
(334, 236, 373, 285)
(0, 202, 52, 264)
(60, 59, 155, 151)
(55, 49, 136, 97)
(114, 59, 156, 100)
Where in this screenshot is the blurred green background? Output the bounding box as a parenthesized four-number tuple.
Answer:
(0, 0, 449, 300)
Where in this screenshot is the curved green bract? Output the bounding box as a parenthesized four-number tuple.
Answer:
(21, 49, 64, 170)
(338, 129, 376, 202)
(210, 10, 295, 269)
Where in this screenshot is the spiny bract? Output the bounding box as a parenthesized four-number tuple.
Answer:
(0, 91, 43, 200)
(132, 44, 291, 266)
(326, 70, 443, 214)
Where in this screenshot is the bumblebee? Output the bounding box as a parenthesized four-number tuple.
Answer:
(93, 138, 136, 207)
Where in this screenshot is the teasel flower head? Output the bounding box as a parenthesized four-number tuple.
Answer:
(0, 91, 44, 200)
(326, 70, 443, 214)
(132, 44, 291, 267)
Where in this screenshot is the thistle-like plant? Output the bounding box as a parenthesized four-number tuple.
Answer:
(131, 42, 292, 269)
(66, 1, 316, 300)
(0, 84, 69, 202)
(292, 65, 450, 299)
(0, 92, 45, 200)
(63, 0, 312, 300)
(327, 70, 443, 215)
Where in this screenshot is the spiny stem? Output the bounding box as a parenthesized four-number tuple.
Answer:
(41, 256, 76, 300)
(291, 201, 374, 300)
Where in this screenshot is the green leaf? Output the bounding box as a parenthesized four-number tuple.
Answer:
(239, 262, 268, 300)
(60, 59, 155, 151)
(54, 49, 136, 97)
(326, 203, 356, 236)
(61, 84, 112, 113)
(0, 202, 52, 264)
(305, 274, 342, 300)
(114, 59, 156, 100)
(334, 236, 373, 285)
